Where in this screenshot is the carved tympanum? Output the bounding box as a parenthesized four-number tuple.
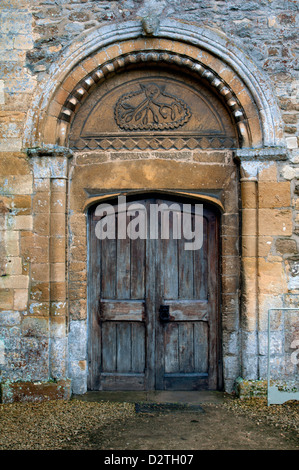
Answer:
(114, 83, 192, 131)
(69, 70, 239, 150)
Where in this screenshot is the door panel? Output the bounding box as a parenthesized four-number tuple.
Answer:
(89, 196, 219, 391)
(156, 203, 217, 390)
(96, 210, 147, 390)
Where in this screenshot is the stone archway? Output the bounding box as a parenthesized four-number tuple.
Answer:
(24, 19, 285, 150)
(24, 20, 287, 394)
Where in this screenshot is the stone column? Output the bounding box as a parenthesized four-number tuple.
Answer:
(236, 147, 288, 381)
(28, 145, 72, 380)
(240, 162, 259, 379)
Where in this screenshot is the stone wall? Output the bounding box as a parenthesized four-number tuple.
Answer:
(0, 0, 298, 397)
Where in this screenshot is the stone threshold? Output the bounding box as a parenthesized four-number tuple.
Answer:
(73, 390, 229, 405)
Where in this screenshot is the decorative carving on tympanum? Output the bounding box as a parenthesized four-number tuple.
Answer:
(114, 83, 192, 131)
(60, 51, 247, 135)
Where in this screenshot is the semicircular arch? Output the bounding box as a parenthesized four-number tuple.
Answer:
(23, 19, 285, 150)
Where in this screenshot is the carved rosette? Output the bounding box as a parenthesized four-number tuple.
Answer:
(114, 83, 192, 131)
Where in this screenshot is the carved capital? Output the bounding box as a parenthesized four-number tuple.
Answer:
(26, 144, 73, 159)
(27, 145, 73, 179)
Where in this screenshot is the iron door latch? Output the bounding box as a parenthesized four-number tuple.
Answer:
(159, 305, 170, 322)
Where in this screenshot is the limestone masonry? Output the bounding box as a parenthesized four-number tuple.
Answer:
(0, 0, 298, 401)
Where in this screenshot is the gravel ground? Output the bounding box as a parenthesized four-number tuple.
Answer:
(0, 399, 135, 450)
(223, 398, 299, 436)
(0, 397, 298, 450)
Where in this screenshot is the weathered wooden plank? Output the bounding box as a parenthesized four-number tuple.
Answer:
(101, 322, 116, 372)
(178, 225, 194, 299)
(179, 323, 194, 372)
(161, 207, 179, 300)
(100, 300, 145, 321)
(131, 323, 146, 373)
(193, 216, 208, 300)
(100, 373, 145, 391)
(117, 323, 131, 372)
(101, 237, 116, 298)
(194, 322, 208, 373)
(145, 223, 157, 390)
(130, 237, 145, 299)
(166, 300, 208, 321)
(164, 373, 209, 391)
(88, 217, 102, 389)
(164, 323, 179, 373)
(116, 224, 131, 299)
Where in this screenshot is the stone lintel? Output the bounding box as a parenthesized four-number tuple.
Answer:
(235, 146, 288, 162)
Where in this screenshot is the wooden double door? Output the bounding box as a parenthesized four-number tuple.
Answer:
(88, 195, 220, 391)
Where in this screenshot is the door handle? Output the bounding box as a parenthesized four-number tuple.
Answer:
(159, 305, 170, 322)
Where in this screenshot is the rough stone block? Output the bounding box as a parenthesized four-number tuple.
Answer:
(50, 213, 66, 237)
(0, 175, 32, 195)
(32, 192, 50, 213)
(69, 298, 87, 320)
(0, 379, 72, 403)
(0, 274, 29, 289)
(20, 232, 49, 263)
(258, 162, 277, 181)
(241, 209, 257, 236)
(258, 236, 273, 257)
(33, 178, 50, 192)
(0, 289, 14, 310)
(235, 378, 267, 398)
(275, 238, 297, 254)
(0, 153, 29, 176)
(4, 230, 19, 257)
(30, 282, 50, 302)
(258, 258, 288, 294)
(12, 195, 32, 215)
(14, 215, 33, 230)
(68, 281, 86, 301)
(258, 182, 291, 208)
(31, 263, 50, 282)
(33, 212, 50, 236)
(68, 320, 87, 360)
(50, 236, 66, 263)
(50, 281, 66, 301)
(28, 301, 49, 316)
(286, 136, 298, 149)
(50, 192, 66, 214)
(49, 337, 67, 378)
(50, 316, 66, 338)
(21, 316, 49, 337)
(13, 288, 28, 311)
(48, 300, 66, 318)
(241, 181, 257, 209)
(0, 310, 21, 327)
(258, 209, 292, 236)
(50, 263, 65, 283)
